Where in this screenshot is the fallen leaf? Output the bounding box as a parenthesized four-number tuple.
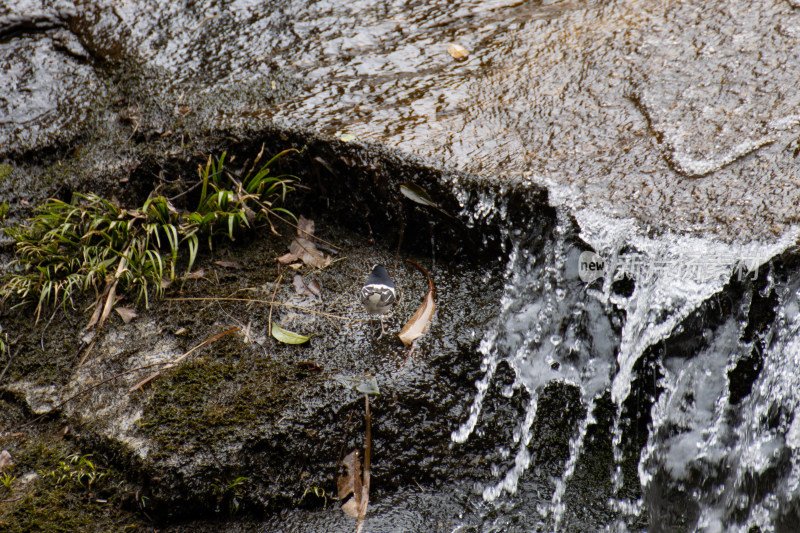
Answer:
(0, 450, 13, 471)
(338, 396, 372, 524)
(277, 252, 300, 264)
(400, 183, 438, 209)
(297, 215, 315, 240)
(214, 260, 241, 269)
(281, 216, 332, 270)
(293, 274, 312, 296)
(307, 280, 322, 297)
(400, 183, 455, 218)
(289, 237, 331, 270)
(185, 268, 206, 280)
(115, 307, 138, 324)
(398, 260, 436, 346)
(447, 44, 469, 59)
(338, 451, 363, 518)
(160, 278, 171, 289)
(271, 322, 313, 344)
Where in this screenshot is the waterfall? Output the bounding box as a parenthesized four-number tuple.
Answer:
(452, 203, 800, 530)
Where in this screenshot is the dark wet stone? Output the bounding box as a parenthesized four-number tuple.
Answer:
(2, 0, 800, 530)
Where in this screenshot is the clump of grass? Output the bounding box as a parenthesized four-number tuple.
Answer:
(0, 149, 297, 321)
(39, 453, 107, 490)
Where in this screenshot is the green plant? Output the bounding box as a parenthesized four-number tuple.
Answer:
(211, 475, 250, 514)
(298, 485, 329, 507)
(0, 472, 15, 490)
(0, 150, 296, 320)
(40, 453, 107, 489)
(0, 324, 7, 359)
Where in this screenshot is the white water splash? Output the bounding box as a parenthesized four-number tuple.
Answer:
(452, 196, 800, 528)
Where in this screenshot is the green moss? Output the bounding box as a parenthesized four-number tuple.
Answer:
(0, 401, 149, 532)
(140, 343, 298, 452)
(0, 164, 12, 182)
(1, 483, 146, 533)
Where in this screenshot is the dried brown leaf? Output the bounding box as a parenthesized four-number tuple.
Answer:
(297, 215, 315, 240)
(398, 290, 435, 346)
(293, 274, 311, 295)
(338, 450, 362, 518)
(115, 306, 138, 324)
(214, 260, 240, 269)
(297, 361, 323, 372)
(185, 268, 206, 280)
(0, 450, 13, 471)
(277, 252, 300, 265)
(307, 280, 322, 297)
(289, 237, 331, 270)
(398, 260, 436, 346)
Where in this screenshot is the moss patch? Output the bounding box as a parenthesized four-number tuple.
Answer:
(0, 399, 150, 532)
(0, 164, 12, 182)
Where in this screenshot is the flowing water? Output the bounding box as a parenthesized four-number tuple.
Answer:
(452, 199, 800, 531)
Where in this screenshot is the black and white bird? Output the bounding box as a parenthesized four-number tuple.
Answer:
(360, 264, 396, 337)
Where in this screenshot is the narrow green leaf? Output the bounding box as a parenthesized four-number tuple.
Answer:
(271, 322, 313, 344)
(400, 183, 439, 209)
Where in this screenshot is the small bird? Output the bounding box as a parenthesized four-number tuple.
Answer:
(360, 264, 396, 337)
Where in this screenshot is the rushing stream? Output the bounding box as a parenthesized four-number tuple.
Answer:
(452, 201, 800, 531)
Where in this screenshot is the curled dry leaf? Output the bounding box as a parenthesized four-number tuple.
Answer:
(447, 44, 469, 59)
(0, 449, 13, 471)
(338, 394, 372, 524)
(115, 306, 138, 324)
(338, 450, 364, 518)
(398, 259, 436, 346)
(297, 215, 315, 240)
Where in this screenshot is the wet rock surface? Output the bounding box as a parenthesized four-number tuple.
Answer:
(2, 0, 800, 531)
(3, 0, 800, 239)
